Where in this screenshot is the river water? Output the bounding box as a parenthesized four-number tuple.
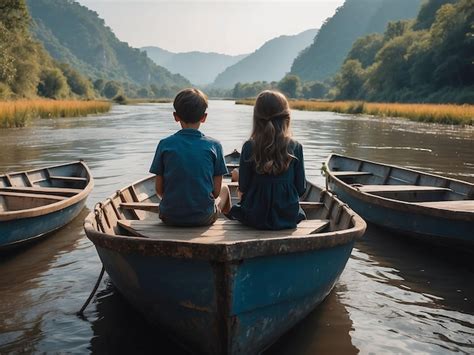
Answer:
(0, 100, 473, 354)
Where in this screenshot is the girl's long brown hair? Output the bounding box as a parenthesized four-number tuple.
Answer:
(250, 90, 293, 175)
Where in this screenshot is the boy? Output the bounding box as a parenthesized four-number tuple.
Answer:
(150, 88, 231, 226)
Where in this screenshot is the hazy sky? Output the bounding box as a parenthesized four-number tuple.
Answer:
(79, 0, 344, 55)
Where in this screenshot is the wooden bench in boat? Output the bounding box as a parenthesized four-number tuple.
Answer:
(0, 191, 66, 212)
(332, 171, 373, 178)
(117, 219, 330, 243)
(356, 185, 452, 194)
(119, 201, 324, 213)
(0, 186, 82, 197)
(415, 200, 474, 212)
(0, 191, 66, 201)
(48, 176, 88, 183)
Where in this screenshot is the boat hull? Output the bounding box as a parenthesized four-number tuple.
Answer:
(329, 179, 473, 246)
(95, 240, 354, 354)
(0, 198, 87, 249)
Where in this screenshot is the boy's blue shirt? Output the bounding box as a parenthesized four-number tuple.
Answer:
(149, 128, 228, 224)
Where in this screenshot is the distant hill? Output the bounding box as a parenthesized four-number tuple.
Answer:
(290, 0, 422, 82)
(212, 29, 319, 89)
(143, 47, 247, 85)
(27, 0, 190, 88)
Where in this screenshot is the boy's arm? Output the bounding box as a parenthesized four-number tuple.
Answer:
(212, 175, 222, 198)
(155, 175, 164, 198)
(150, 141, 165, 197)
(212, 142, 228, 199)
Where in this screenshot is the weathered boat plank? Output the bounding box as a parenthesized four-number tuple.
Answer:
(358, 185, 451, 193)
(416, 200, 474, 212)
(0, 186, 82, 195)
(332, 171, 373, 177)
(117, 219, 330, 242)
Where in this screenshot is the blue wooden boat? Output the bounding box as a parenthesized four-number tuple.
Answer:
(84, 153, 366, 354)
(0, 161, 93, 249)
(326, 154, 474, 247)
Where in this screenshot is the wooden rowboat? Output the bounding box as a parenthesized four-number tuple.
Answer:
(326, 154, 474, 247)
(84, 153, 366, 354)
(0, 161, 93, 250)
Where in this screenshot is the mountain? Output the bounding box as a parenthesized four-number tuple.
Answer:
(212, 29, 319, 89)
(27, 0, 190, 88)
(290, 0, 423, 82)
(143, 47, 247, 85)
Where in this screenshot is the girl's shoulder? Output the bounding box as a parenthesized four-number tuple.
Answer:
(288, 139, 302, 152)
(241, 139, 254, 155)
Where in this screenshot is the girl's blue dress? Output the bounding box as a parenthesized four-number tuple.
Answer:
(229, 140, 307, 230)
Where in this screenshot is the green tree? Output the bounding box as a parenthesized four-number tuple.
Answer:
(334, 60, 366, 99)
(0, 0, 30, 32)
(346, 33, 385, 68)
(278, 75, 301, 98)
(37, 67, 69, 98)
(384, 20, 411, 41)
(59, 63, 94, 97)
(0, 23, 16, 85)
(93, 78, 105, 94)
(302, 81, 328, 99)
(414, 0, 457, 30)
(103, 81, 123, 98)
(137, 87, 150, 98)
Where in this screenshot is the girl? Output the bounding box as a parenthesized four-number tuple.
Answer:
(228, 90, 306, 230)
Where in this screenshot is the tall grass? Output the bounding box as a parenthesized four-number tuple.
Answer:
(235, 99, 474, 125)
(0, 99, 112, 128)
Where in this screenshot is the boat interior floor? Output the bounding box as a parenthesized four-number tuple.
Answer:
(117, 219, 331, 243)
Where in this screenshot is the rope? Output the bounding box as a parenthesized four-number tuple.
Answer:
(77, 202, 106, 317)
(77, 265, 105, 316)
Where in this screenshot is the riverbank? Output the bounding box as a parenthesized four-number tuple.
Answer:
(235, 99, 474, 125)
(0, 100, 112, 128)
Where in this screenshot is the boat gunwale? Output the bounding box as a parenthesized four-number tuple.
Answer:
(0, 161, 94, 222)
(326, 154, 474, 222)
(84, 178, 366, 262)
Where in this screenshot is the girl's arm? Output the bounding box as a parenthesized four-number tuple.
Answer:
(294, 144, 307, 197)
(155, 175, 164, 198)
(212, 175, 223, 198)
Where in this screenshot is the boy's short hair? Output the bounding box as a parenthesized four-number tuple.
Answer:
(173, 88, 208, 123)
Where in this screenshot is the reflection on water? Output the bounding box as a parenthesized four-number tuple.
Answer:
(0, 101, 473, 353)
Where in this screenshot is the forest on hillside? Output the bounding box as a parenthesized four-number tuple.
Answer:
(0, 0, 96, 100)
(333, 0, 473, 103)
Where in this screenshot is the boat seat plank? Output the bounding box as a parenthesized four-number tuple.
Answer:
(0, 186, 82, 197)
(119, 201, 324, 213)
(357, 185, 451, 193)
(49, 176, 88, 182)
(120, 202, 160, 213)
(416, 200, 474, 212)
(0, 192, 66, 201)
(117, 219, 330, 243)
(332, 171, 373, 177)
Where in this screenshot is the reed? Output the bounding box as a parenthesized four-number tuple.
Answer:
(235, 99, 474, 125)
(0, 99, 112, 128)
